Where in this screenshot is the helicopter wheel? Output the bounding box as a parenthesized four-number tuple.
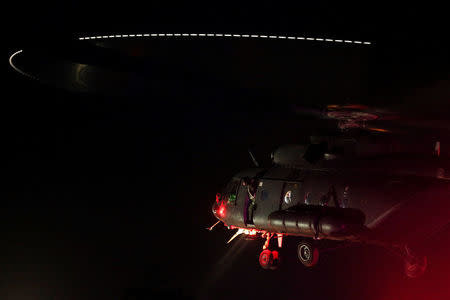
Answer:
(298, 242, 319, 267)
(259, 250, 280, 270)
(269, 250, 280, 270)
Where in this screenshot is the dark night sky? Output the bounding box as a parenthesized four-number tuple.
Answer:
(3, 2, 450, 300)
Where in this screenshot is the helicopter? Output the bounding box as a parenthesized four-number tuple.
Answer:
(208, 104, 450, 278)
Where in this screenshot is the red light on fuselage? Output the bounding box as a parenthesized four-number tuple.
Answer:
(218, 203, 226, 218)
(216, 193, 220, 203)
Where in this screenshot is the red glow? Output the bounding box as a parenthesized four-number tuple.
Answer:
(215, 193, 220, 203)
(227, 226, 280, 239)
(326, 104, 369, 110)
(218, 203, 226, 218)
(367, 127, 390, 133)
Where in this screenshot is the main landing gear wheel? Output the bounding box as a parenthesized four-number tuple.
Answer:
(259, 250, 280, 270)
(297, 242, 319, 267)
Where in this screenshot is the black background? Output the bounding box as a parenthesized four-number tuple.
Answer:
(3, 2, 449, 299)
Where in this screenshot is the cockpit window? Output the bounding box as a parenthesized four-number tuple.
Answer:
(221, 179, 240, 204)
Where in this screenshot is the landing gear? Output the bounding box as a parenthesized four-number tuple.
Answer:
(259, 233, 280, 270)
(403, 245, 427, 278)
(368, 241, 428, 278)
(297, 242, 319, 267)
(259, 250, 280, 270)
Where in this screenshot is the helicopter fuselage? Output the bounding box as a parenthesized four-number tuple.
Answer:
(212, 157, 450, 243)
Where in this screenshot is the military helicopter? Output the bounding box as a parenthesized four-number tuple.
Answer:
(208, 104, 450, 278)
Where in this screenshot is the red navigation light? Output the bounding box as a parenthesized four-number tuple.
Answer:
(218, 203, 226, 218)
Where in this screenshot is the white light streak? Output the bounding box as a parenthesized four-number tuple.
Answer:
(74, 33, 372, 46)
(11, 33, 373, 82)
(9, 50, 36, 79)
(9, 33, 372, 83)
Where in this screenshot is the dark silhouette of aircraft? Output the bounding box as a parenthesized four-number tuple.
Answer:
(9, 33, 449, 278)
(210, 104, 450, 278)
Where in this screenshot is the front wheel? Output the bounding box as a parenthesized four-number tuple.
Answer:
(259, 250, 280, 270)
(298, 242, 319, 267)
(270, 250, 280, 270)
(259, 249, 273, 269)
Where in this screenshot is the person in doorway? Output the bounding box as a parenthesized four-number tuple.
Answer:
(243, 177, 257, 224)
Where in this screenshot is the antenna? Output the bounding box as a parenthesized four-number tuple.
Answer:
(248, 148, 260, 167)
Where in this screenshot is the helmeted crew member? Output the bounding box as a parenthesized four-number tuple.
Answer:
(319, 185, 341, 208)
(304, 192, 312, 205)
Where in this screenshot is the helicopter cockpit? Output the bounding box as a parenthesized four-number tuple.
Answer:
(220, 179, 240, 205)
(212, 178, 240, 220)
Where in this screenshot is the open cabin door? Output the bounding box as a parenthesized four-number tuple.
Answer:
(233, 179, 249, 226)
(235, 178, 259, 226)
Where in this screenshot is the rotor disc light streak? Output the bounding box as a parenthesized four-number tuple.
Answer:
(9, 32, 372, 80)
(9, 50, 36, 80)
(78, 33, 372, 45)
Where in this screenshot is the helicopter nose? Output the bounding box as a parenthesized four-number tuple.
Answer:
(212, 201, 226, 220)
(212, 202, 219, 218)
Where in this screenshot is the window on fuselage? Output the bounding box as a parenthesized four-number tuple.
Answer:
(220, 179, 240, 204)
